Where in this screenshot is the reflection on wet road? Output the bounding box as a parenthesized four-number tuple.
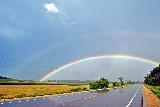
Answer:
(0, 84, 143, 107)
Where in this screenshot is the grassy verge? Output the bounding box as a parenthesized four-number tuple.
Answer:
(145, 85, 160, 98)
(69, 87, 89, 92)
(0, 85, 89, 100)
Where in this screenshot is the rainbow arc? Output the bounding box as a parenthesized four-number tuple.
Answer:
(40, 54, 159, 82)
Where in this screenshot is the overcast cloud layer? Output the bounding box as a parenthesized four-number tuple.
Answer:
(0, 0, 160, 81)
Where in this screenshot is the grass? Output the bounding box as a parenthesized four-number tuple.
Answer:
(0, 85, 89, 100)
(69, 87, 89, 92)
(145, 85, 160, 98)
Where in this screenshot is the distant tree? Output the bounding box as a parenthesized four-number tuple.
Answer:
(118, 77, 124, 86)
(127, 80, 135, 84)
(89, 78, 109, 89)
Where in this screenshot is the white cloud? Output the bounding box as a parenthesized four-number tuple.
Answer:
(44, 3, 59, 13)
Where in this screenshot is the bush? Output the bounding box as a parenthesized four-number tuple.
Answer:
(112, 82, 119, 87)
(89, 78, 109, 89)
(70, 88, 82, 92)
(82, 87, 88, 91)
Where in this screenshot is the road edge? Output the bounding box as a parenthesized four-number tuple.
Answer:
(142, 85, 147, 107)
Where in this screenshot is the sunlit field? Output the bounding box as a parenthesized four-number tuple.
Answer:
(0, 85, 89, 100)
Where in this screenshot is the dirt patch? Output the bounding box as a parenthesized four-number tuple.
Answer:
(143, 86, 160, 107)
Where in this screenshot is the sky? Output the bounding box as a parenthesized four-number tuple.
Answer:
(0, 0, 160, 81)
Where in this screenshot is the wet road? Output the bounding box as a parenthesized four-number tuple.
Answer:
(0, 84, 143, 107)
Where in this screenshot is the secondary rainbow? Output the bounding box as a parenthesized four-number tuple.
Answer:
(40, 54, 159, 82)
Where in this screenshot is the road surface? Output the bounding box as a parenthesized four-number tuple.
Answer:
(0, 84, 143, 107)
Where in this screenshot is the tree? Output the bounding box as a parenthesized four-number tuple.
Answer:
(127, 80, 135, 84)
(89, 78, 109, 89)
(118, 77, 124, 86)
(144, 64, 160, 86)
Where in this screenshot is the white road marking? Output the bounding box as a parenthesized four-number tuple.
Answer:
(126, 89, 139, 107)
(1, 103, 4, 105)
(43, 98, 45, 99)
(34, 99, 37, 101)
(58, 96, 60, 98)
(18, 101, 21, 103)
(50, 97, 52, 98)
(26, 100, 29, 102)
(9, 102, 12, 104)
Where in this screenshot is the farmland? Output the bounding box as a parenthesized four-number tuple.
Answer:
(0, 85, 89, 100)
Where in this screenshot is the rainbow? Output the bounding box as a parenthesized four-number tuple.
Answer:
(40, 54, 159, 82)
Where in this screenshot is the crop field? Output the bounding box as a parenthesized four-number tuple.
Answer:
(0, 85, 89, 100)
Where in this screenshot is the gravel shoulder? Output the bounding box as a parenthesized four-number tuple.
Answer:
(143, 86, 160, 107)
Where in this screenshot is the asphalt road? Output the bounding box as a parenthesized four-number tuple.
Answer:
(0, 84, 143, 107)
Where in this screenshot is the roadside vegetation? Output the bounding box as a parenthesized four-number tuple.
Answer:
(0, 76, 135, 100)
(145, 85, 160, 98)
(89, 78, 109, 89)
(144, 64, 160, 98)
(112, 82, 120, 87)
(89, 77, 135, 89)
(69, 87, 88, 92)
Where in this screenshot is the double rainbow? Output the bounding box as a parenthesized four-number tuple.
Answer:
(40, 54, 159, 82)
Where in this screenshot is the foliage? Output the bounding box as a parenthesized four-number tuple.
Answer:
(112, 82, 120, 87)
(89, 78, 109, 89)
(127, 80, 135, 84)
(82, 87, 88, 91)
(118, 77, 124, 86)
(144, 64, 160, 86)
(69, 87, 88, 92)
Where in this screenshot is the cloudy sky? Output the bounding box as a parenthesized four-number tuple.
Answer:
(0, 0, 160, 81)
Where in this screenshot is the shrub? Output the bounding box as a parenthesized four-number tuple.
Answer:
(69, 88, 82, 92)
(89, 78, 109, 89)
(112, 82, 119, 87)
(82, 87, 88, 91)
